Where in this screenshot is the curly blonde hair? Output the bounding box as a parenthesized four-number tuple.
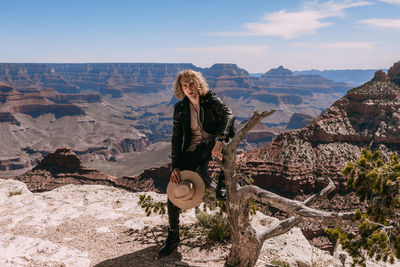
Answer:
(173, 69, 209, 100)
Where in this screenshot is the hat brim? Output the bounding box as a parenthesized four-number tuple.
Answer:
(167, 170, 205, 210)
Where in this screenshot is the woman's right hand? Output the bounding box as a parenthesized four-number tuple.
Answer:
(170, 168, 181, 184)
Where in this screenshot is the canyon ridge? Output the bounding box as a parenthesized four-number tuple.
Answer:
(0, 63, 350, 175)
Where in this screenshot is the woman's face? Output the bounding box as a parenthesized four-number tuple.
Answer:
(180, 78, 199, 99)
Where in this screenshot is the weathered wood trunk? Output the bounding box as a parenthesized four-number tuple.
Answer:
(222, 132, 264, 266)
(226, 197, 263, 266)
(226, 233, 262, 266)
(217, 111, 267, 266)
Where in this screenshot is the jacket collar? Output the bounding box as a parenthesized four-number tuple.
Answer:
(182, 91, 212, 106)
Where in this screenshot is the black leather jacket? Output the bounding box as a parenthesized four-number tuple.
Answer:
(171, 91, 235, 169)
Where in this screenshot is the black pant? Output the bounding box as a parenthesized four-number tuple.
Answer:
(168, 148, 213, 230)
(167, 154, 211, 230)
(168, 168, 225, 230)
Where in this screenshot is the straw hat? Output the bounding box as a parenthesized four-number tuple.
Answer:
(167, 170, 205, 210)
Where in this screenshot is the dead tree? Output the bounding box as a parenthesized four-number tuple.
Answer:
(216, 110, 355, 267)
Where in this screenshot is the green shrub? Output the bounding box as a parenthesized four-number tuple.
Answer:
(138, 194, 166, 216)
(8, 190, 22, 197)
(271, 259, 290, 267)
(327, 149, 400, 266)
(196, 210, 230, 242)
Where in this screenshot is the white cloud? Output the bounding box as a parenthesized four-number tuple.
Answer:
(215, 0, 372, 39)
(379, 0, 400, 5)
(302, 0, 372, 16)
(243, 10, 332, 39)
(359, 18, 400, 29)
(293, 42, 377, 50)
(176, 45, 269, 54)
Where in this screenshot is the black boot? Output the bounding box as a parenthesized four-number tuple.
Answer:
(216, 172, 227, 201)
(159, 199, 181, 257)
(159, 228, 180, 257)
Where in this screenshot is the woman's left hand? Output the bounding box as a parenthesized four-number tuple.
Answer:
(211, 141, 223, 161)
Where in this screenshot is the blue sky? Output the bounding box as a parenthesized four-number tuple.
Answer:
(1, 0, 399, 72)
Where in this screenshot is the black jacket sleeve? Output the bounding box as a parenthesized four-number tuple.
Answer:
(171, 104, 183, 169)
(210, 94, 235, 140)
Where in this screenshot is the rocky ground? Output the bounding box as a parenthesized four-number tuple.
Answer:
(2, 178, 388, 267)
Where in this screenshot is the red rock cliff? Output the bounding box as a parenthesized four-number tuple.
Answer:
(237, 66, 400, 196)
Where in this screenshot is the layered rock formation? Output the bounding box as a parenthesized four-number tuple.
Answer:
(286, 113, 314, 129)
(202, 64, 254, 99)
(12, 147, 168, 193)
(260, 66, 349, 94)
(0, 63, 79, 93)
(244, 122, 276, 143)
(0, 112, 20, 125)
(0, 63, 351, 173)
(371, 70, 389, 82)
(0, 157, 30, 171)
(280, 94, 303, 105)
(0, 82, 149, 172)
(388, 61, 400, 86)
(0, 63, 351, 124)
(0, 82, 13, 102)
(49, 63, 198, 94)
(36, 147, 81, 172)
(10, 104, 85, 119)
(12, 147, 117, 192)
(0, 82, 92, 118)
(237, 64, 400, 195)
(262, 65, 293, 78)
(0, 63, 350, 100)
(294, 69, 386, 87)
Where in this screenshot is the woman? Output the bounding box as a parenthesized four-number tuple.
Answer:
(159, 69, 235, 256)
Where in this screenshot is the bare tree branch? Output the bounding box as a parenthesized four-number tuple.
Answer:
(238, 184, 354, 224)
(258, 177, 337, 242)
(231, 110, 276, 148)
(303, 176, 336, 206)
(258, 217, 300, 242)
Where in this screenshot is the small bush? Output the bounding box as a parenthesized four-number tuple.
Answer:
(271, 259, 290, 267)
(138, 194, 166, 216)
(180, 229, 196, 238)
(196, 211, 230, 242)
(8, 190, 22, 197)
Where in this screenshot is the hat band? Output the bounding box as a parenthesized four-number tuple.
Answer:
(173, 180, 196, 201)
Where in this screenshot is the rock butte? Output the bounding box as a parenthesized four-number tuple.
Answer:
(11, 147, 170, 194)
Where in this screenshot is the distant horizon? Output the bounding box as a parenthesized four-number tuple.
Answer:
(0, 61, 392, 73)
(1, 0, 399, 72)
